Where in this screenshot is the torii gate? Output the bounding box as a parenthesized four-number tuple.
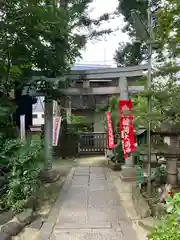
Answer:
(25, 64, 148, 178)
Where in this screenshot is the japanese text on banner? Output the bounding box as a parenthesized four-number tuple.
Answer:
(118, 100, 135, 160)
(105, 111, 114, 149)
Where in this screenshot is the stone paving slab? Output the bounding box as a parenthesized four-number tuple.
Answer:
(52, 228, 124, 240)
(87, 208, 110, 222)
(87, 206, 128, 224)
(57, 208, 88, 225)
(65, 187, 88, 199)
(51, 230, 124, 240)
(54, 221, 111, 230)
(90, 173, 106, 180)
(89, 184, 108, 192)
(41, 166, 138, 240)
(60, 200, 88, 209)
(89, 179, 107, 185)
(89, 186, 107, 192)
(74, 168, 90, 176)
(90, 167, 104, 172)
(71, 176, 89, 186)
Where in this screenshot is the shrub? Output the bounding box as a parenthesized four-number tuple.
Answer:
(0, 138, 45, 212)
(148, 215, 180, 240)
(166, 192, 180, 214)
(148, 192, 180, 240)
(0, 137, 22, 175)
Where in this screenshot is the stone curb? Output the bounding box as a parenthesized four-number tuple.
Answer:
(108, 160, 122, 171)
(138, 217, 160, 232)
(12, 218, 44, 240)
(132, 186, 151, 218)
(40, 168, 75, 240)
(0, 210, 15, 226)
(108, 171, 149, 240)
(12, 227, 40, 240)
(0, 208, 35, 240)
(132, 221, 149, 240)
(113, 178, 141, 221)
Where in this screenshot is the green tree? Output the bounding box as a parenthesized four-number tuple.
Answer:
(115, 0, 179, 67)
(114, 42, 147, 67)
(0, 0, 112, 118)
(0, 0, 112, 169)
(156, 0, 180, 59)
(114, 0, 161, 66)
(115, 0, 180, 131)
(132, 77, 180, 130)
(0, 0, 112, 95)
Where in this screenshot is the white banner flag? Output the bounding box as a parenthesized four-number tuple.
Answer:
(52, 116, 61, 146)
(20, 115, 26, 140)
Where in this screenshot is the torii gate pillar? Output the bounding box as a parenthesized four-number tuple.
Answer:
(44, 97, 53, 169)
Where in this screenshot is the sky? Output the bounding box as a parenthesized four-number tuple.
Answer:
(78, 0, 129, 66)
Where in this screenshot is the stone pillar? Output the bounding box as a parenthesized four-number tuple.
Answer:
(119, 76, 137, 181)
(83, 79, 90, 88)
(119, 76, 128, 100)
(166, 155, 178, 188)
(53, 100, 60, 116)
(66, 97, 71, 124)
(44, 97, 53, 169)
(55, 103, 61, 117)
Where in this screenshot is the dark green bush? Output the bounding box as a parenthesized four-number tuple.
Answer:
(0, 138, 45, 212)
(148, 193, 180, 240)
(148, 215, 180, 240)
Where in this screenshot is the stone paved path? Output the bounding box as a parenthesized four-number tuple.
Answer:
(41, 166, 137, 240)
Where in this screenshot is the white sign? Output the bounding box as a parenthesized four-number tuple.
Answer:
(52, 116, 61, 146)
(20, 115, 26, 140)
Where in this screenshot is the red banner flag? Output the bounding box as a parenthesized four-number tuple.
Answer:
(118, 100, 135, 160)
(106, 111, 114, 149)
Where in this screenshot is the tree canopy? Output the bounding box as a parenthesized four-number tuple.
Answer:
(114, 0, 149, 66)
(0, 0, 112, 139)
(156, 0, 180, 60)
(114, 0, 180, 129)
(0, 0, 111, 95)
(114, 0, 179, 67)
